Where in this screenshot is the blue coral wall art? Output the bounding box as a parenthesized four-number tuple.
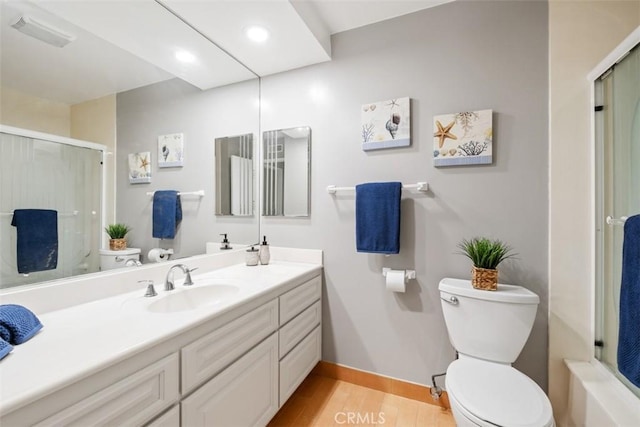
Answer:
(361, 97, 411, 151)
(433, 109, 493, 167)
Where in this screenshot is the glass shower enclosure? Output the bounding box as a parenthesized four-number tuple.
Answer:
(595, 43, 640, 397)
(0, 126, 104, 289)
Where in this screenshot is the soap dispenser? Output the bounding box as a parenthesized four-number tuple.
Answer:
(220, 233, 232, 250)
(259, 235, 270, 265)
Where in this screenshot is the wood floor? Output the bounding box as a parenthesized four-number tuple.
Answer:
(268, 373, 455, 427)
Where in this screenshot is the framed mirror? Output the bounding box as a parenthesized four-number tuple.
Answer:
(215, 133, 254, 216)
(262, 127, 311, 217)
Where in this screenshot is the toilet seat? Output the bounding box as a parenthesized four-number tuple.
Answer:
(446, 358, 554, 427)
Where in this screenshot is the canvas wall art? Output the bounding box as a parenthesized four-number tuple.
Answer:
(128, 152, 151, 184)
(361, 97, 411, 151)
(158, 133, 184, 168)
(433, 109, 493, 167)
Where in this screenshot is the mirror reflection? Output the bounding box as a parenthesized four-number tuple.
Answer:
(0, 1, 260, 289)
(262, 127, 311, 217)
(215, 134, 255, 217)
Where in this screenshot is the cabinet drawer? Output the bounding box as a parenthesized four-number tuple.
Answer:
(181, 333, 279, 427)
(279, 300, 321, 359)
(279, 275, 321, 325)
(35, 353, 179, 427)
(279, 325, 321, 406)
(182, 299, 278, 393)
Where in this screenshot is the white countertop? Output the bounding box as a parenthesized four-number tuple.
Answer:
(0, 260, 322, 415)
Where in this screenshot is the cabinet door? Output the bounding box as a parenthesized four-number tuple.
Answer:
(182, 333, 279, 427)
(34, 353, 179, 427)
(145, 405, 179, 427)
(279, 326, 321, 406)
(182, 299, 278, 394)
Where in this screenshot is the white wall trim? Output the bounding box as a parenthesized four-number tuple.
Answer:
(587, 26, 640, 81)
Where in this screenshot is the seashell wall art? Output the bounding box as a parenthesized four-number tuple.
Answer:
(361, 97, 411, 151)
(433, 109, 493, 166)
(158, 132, 185, 168)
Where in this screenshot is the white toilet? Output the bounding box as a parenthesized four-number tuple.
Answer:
(99, 248, 141, 271)
(439, 278, 554, 427)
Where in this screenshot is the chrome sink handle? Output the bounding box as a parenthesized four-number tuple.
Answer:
(140, 280, 157, 297)
(441, 295, 459, 305)
(183, 267, 198, 286)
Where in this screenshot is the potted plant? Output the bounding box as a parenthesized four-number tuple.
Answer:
(104, 223, 131, 251)
(457, 237, 516, 290)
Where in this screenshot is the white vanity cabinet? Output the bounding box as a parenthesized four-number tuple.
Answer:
(3, 353, 181, 427)
(179, 274, 322, 426)
(0, 270, 322, 427)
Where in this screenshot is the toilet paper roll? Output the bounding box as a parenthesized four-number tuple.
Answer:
(386, 269, 406, 293)
(148, 248, 169, 263)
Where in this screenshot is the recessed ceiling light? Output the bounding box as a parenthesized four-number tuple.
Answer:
(175, 50, 196, 63)
(245, 26, 269, 43)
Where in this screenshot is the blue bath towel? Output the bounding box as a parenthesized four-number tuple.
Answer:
(355, 182, 402, 254)
(11, 209, 58, 274)
(618, 214, 640, 387)
(152, 191, 182, 239)
(0, 338, 12, 361)
(0, 304, 43, 345)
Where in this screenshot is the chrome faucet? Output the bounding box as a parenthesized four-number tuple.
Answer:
(164, 264, 197, 291)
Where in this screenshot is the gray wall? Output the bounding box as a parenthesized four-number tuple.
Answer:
(260, 1, 549, 389)
(116, 78, 259, 259)
(114, 0, 549, 390)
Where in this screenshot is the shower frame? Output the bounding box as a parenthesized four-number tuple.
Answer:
(590, 28, 640, 399)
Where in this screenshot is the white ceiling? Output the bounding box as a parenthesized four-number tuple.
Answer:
(0, 0, 452, 106)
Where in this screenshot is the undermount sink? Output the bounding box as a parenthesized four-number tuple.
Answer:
(147, 285, 240, 313)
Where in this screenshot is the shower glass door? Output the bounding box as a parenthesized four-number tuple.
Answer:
(595, 43, 640, 397)
(0, 131, 103, 289)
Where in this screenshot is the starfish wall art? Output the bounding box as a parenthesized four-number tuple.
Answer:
(361, 97, 411, 151)
(128, 152, 152, 183)
(433, 109, 493, 167)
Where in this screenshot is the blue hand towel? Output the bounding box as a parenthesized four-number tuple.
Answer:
(11, 209, 58, 274)
(618, 214, 640, 387)
(0, 338, 12, 361)
(0, 324, 10, 342)
(0, 304, 43, 345)
(152, 191, 182, 239)
(355, 182, 402, 254)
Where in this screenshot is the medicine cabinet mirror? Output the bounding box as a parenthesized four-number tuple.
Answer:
(214, 133, 255, 217)
(262, 127, 311, 217)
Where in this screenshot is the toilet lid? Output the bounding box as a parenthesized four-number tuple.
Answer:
(446, 359, 553, 427)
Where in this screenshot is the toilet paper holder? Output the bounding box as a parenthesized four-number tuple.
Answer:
(382, 268, 416, 282)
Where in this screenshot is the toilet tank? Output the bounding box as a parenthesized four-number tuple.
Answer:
(439, 278, 540, 364)
(99, 248, 141, 271)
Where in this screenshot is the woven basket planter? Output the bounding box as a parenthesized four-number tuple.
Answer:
(109, 238, 127, 251)
(471, 266, 498, 291)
